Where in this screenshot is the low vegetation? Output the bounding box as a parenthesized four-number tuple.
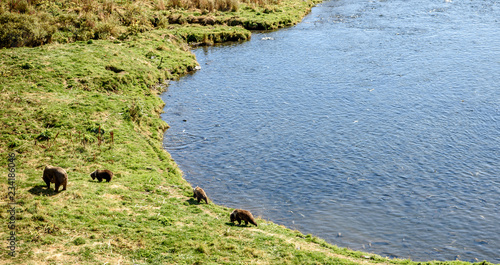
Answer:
(0, 0, 496, 264)
(0, 0, 317, 48)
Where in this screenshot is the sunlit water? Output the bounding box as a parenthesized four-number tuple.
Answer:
(161, 0, 500, 262)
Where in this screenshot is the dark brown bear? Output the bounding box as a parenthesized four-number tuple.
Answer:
(90, 169, 113, 182)
(193, 186, 209, 204)
(43, 165, 68, 192)
(230, 209, 257, 226)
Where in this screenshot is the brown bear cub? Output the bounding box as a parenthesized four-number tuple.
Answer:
(230, 209, 258, 226)
(90, 169, 113, 182)
(193, 186, 209, 204)
(43, 165, 68, 192)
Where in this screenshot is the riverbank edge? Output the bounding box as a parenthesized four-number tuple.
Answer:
(0, 2, 496, 265)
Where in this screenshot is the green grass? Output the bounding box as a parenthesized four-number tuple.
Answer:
(0, 1, 498, 265)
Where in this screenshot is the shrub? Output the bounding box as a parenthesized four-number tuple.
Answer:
(94, 21, 121, 39)
(7, 0, 31, 14)
(0, 12, 55, 48)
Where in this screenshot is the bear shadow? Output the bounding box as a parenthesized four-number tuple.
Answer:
(88, 179, 105, 183)
(225, 222, 248, 227)
(186, 198, 203, 205)
(28, 185, 60, 196)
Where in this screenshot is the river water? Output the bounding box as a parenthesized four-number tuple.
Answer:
(161, 0, 500, 262)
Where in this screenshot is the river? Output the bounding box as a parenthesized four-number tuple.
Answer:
(161, 0, 500, 262)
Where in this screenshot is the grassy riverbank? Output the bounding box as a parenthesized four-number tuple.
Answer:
(0, 1, 496, 264)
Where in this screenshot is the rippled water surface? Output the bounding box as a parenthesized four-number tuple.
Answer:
(161, 0, 500, 262)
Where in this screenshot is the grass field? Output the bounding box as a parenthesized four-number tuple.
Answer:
(0, 1, 497, 264)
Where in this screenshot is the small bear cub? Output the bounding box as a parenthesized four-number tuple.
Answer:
(90, 169, 113, 182)
(230, 209, 258, 226)
(193, 186, 209, 204)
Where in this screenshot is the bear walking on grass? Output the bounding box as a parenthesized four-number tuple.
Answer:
(43, 165, 68, 192)
(230, 209, 257, 226)
(193, 186, 209, 204)
(90, 169, 113, 182)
